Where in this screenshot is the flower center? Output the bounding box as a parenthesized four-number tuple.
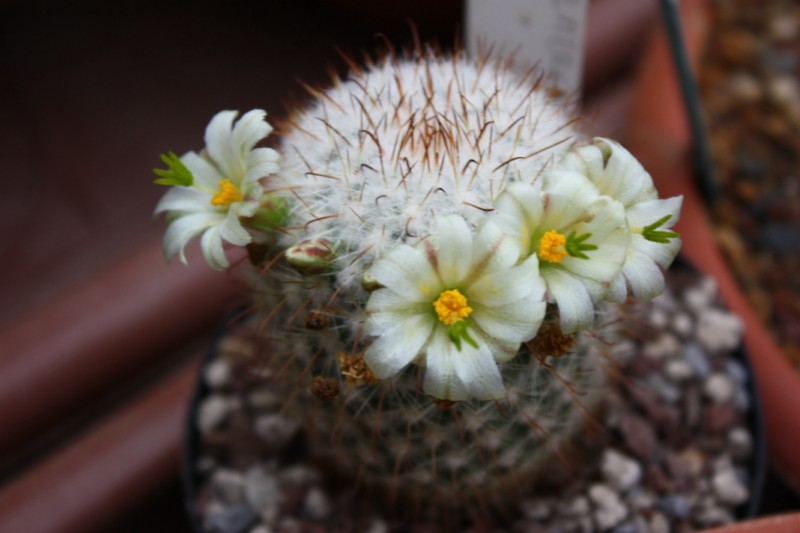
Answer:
(210, 179, 243, 206)
(538, 230, 568, 263)
(433, 289, 473, 326)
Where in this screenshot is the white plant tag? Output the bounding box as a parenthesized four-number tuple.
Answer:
(465, 0, 589, 95)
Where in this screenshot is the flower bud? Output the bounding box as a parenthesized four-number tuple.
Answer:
(285, 239, 335, 275)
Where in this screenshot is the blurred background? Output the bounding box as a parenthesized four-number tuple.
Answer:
(0, 0, 797, 531)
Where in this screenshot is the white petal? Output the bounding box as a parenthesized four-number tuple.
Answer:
(540, 171, 600, 229)
(494, 182, 544, 258)
(631, 233, 682, 269)
(365, 290, 431, 334)
(200, 225, 229, 270)
(162, 212, 223, 265)
(471, 218, 520, 274)
(472, 294, 545, 345)
(232, 109, 271, 155)
(154, 186, 209, 215)
(205, 110, 243, 180)
(452, 338, 506, 400)
(544, 268, 595, 333)
(244, 147, 281, 184)
(219, 208, 251, 246)
(562, 227, 629, 283)
(590, 138, 656, 206)
(423, 329, 468, 401)
(364, 313, 434, 379)
(622, 249, 666, 301)
(469, 253, 545, 307)
(367, 244, 439, 302)
(627, 196, 683, 229)
(181, 151, 224, 190)
(605, 272, 628, 304)
(432, 215, 473, 284)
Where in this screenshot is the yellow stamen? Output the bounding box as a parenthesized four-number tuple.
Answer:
(433, 289, 473, 326)
(538, 229, 568, 263)
(210, 179, 243, 206)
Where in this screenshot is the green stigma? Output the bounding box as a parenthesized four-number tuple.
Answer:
(448, 320, 479, 351)
(565, 231, 598, 260)
(641, 215, 680, 243)
(153, 151, 194, 186)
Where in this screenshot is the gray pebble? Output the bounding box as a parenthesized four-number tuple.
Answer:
(210, 502, 257, 533)
(647, 373, 682, 404)
(625, 487, 656, 511)
(672, 311, 693, 337)
(725, 359, 748, 384)
(683, 342, 711, 378)
(211, 469, 245, 505)
(658, 494, 691, 519)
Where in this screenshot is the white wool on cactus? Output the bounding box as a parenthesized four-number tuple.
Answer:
(274, 52, 582, 290)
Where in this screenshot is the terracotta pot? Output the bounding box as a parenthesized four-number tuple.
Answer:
(624, 0, 800, 499)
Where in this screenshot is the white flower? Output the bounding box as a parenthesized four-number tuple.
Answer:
(362, 215, 546, 401)
(154, 109, 280, 270)
(494, 176, 629, 333)
(561, 138, 682, 301)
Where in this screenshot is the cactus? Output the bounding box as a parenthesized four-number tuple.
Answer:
(155, 46, 682, 525)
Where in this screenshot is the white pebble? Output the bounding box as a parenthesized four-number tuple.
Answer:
(697, 309, 743, 352)
(672, 312, 693, 337)
(244, 465, 281, 512)
(649, 512, 670, 533)
(704, 373, 737, 403)
(254, 414, 300, 449)
(644, 333, 682, 360)
(684, 278, 717, 311)
(665, 359, 694, 382)
(712, 468, 749, 505)
(648, 307, 670, 329)
(589, 484, 628, 530)
(197, 394, 234, 434)
(303, 487, 331, 520)
(601, 449, 642, 491)
(728, 427, 753, 460)
(204, 359, 232, 389)
(365, 518, 389, 533)
(522, 498, 553, 520)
